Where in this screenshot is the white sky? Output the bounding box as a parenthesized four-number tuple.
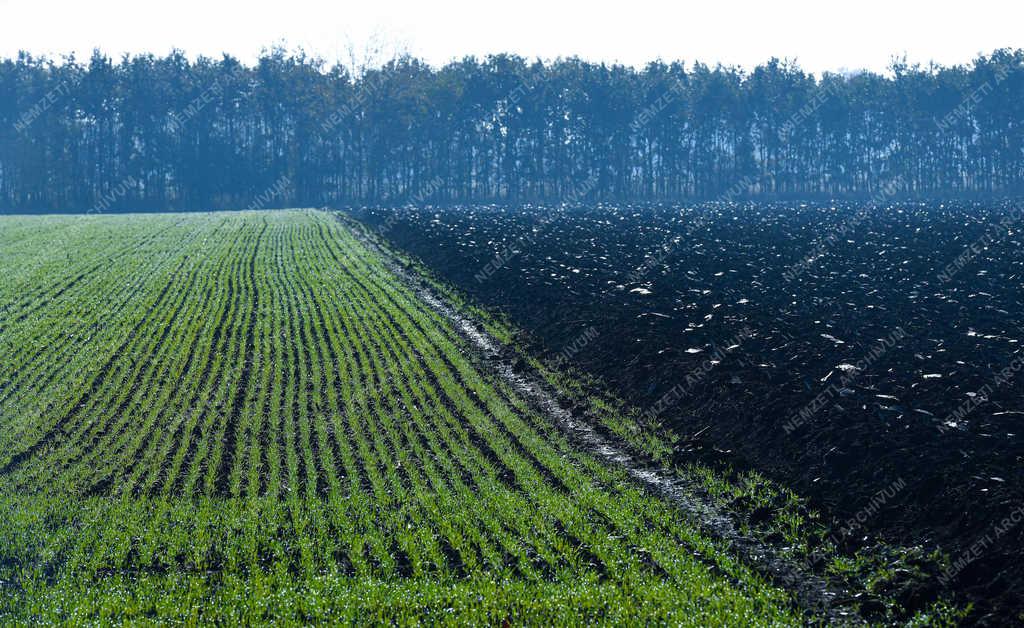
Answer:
(0, 0, 1020, 75)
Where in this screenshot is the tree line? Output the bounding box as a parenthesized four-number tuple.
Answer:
(0, 48, 1021, 211)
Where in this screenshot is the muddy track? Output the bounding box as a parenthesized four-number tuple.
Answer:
(332, 209, 864, 626)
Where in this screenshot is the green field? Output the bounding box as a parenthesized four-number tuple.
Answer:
(0, 210, 805, 624)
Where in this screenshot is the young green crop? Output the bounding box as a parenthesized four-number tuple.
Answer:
(0, 210, 806, 625)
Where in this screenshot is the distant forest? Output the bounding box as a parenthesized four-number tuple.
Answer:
(1, 48, 1022, 211)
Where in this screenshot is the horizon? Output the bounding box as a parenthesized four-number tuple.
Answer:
(0, 0, 1021, 77)
(3, 45, 1018, 79)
